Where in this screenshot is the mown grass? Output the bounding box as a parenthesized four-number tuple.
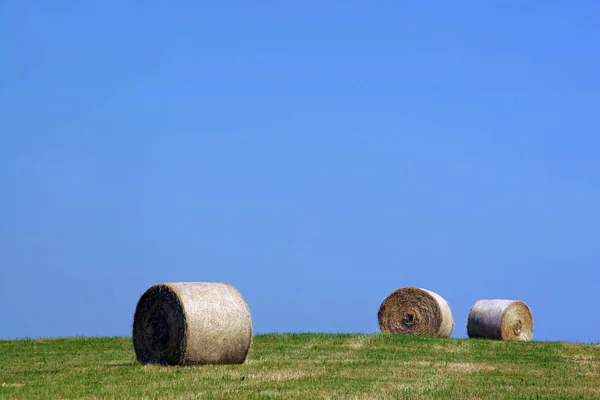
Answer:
(1, 334, 599, 399)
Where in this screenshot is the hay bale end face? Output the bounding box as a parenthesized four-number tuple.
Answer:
(467, 299, 533, 341)
(132, 282, 252, 366)
(377, 287, 454, 337)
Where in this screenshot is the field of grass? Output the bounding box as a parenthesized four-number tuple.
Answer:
(1, 334, 599, 399)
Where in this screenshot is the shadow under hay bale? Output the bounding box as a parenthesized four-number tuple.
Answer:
(132, 282, 252, 366)
(377, 287, 454, 337)
(467, 299, 533, 341)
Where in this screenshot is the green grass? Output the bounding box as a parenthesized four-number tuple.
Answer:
(1, 334, 599, 399)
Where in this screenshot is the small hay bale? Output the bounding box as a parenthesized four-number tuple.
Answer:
(132, 282, 252, 366)
(467, 299, 533, 341)
(377, 287, 454, 337)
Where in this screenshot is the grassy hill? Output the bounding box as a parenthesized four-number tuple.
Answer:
(1, 334, 599, 399)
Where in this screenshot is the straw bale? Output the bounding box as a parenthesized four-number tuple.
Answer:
(378, 287, 454, 337)
(467, 299, 533, 341)
(133, 282, 252, 366)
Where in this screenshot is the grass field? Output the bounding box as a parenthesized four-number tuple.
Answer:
(1, 334, 599, 399)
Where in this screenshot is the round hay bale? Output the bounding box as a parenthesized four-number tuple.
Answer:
(377, 287, 454, 337)
(132, 282, 252, 366)
(467, 299, 533, 341)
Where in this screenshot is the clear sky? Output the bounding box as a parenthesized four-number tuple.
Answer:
(1, 1, 599, 342)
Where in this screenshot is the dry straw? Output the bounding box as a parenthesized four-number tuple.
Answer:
(467, 299, 533, 341)
(377, 287, 454, 337)
(132, 282, 252, 366)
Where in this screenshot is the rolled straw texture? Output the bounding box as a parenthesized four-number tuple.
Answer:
(467, 299, 533, 341)
(377, 287, 454, 337)
(133, 282, 252, 366)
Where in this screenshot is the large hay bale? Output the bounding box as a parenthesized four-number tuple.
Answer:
(377, 287, 454, 337)
(132, 282, 252, 366)
(467, 299, 533, 341)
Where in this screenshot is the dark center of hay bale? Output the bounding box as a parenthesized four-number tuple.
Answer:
(133, 285, 187, 366)
(513, 320, 523, 336)
(402, 312, 419, 327)
(149, 308, 171, 347)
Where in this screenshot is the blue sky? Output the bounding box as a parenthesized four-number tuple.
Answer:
(1, 1, 598, 342)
